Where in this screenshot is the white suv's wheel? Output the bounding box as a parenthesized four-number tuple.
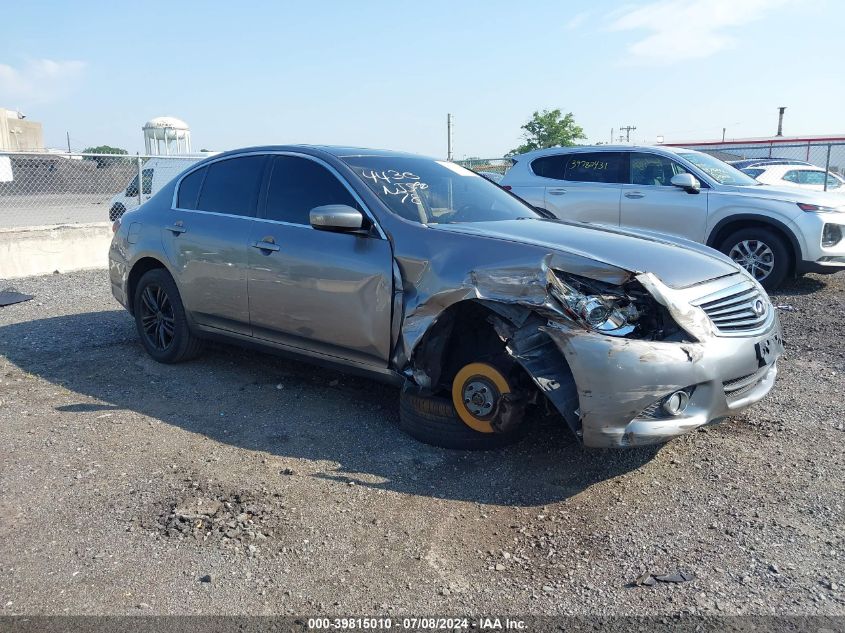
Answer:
(719, 227, 790, 290)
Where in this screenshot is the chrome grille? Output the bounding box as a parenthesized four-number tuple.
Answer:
(694, 282, 770, 335)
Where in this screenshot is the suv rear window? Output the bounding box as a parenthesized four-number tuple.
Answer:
(563, 152, 626, 184)
(530, 155, 567, 179)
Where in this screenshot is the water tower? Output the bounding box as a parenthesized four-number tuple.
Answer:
(143, 116, 192, 155)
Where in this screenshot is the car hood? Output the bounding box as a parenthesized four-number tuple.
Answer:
(429, 218, 740, 289)
(716, 183, 845, 207)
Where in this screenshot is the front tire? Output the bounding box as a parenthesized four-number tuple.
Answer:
(719, 227, 791, 290)
(399, 382, 527, 450)
(133, 268, 203, 363)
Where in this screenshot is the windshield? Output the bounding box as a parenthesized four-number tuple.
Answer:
(678, 152, 760, 186)
(342, 156, 540, 224)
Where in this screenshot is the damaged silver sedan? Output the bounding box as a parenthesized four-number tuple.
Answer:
(109, 146, 784, 449)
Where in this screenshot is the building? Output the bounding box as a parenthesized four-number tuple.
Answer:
(0, 108, 44, 151)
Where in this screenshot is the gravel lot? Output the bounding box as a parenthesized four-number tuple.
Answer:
(1, 268, 843, 617)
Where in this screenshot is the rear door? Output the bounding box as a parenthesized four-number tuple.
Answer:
(162, 154, 267, 335)
(247, 154, 394, 366)
(540, 152, 626, 226)
(620, 152, 709, 242)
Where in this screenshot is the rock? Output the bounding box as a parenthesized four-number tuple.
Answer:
(199, 574, 212, 583)
(542, 585, 555, 593)
(495, 564, 505, 571)
(282, 468, 295, 475)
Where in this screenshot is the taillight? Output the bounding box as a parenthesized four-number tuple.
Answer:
(502, 185, 512, 191)
(112, 218, 121, 233)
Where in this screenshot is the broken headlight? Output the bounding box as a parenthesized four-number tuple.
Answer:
(550, 273, 679, 340)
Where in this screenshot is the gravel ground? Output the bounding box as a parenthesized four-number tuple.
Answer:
(0, 268, 843, 616)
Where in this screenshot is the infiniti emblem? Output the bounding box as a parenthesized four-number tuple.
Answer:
(753, 299, 766, 316)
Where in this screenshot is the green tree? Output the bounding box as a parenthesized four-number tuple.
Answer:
(81, 145, 128, 168)
(509, 109, 586, 155)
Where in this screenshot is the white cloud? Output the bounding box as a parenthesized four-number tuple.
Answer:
(608, 0, 791, 65)
(0, 58, 86, 105)
(565, 11, 590, 30)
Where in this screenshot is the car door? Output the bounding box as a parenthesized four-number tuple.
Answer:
(620, 152, 709, 242)
(247, 154, 394, 367)
(162, 154, 267, 335)
(539, 152, 625, 227)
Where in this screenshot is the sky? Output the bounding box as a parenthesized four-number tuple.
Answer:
(1, 0, 842, 158)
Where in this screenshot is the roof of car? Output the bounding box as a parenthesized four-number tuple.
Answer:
(514, 144, 696, 158)
(209, 145, 429, 160)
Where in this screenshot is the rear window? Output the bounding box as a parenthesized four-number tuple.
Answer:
(196, 156, 266, 216)
(176, 166, 206, 209)
(563, 152, 626, 184)
(530, 155, 568, 179)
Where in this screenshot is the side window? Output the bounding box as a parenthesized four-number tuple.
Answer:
(742, 168, 765, 179)
(782, 170, 800, 183)
(264, 156, 359, 225)
(176, 166, 207, 210)
(563, 152, 626, 184)
(530, 155, 568, 179)
(196, 156, 266, 216)
(630, 153, 690, 186)
(799, 171, 826, 185)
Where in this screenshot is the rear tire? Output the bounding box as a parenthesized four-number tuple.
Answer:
(133, 268, 203, 363)
(719, 227, 791, 290)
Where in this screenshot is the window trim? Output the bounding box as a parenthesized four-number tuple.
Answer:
(171, 151, 386, 239)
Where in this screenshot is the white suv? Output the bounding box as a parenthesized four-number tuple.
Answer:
(500, 145, 845, 289)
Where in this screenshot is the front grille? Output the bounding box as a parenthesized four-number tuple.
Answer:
(694, 282, 769, 335)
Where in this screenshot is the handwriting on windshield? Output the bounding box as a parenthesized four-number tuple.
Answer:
(361, 169, 428, 204)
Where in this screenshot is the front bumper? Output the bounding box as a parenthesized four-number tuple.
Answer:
(792, 211, 845, 271)
(545, 313, 783, 448)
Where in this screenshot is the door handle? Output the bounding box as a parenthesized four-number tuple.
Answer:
(624, 192, 645, 199)
(252, 237, 280, 252)
(548, 188, 567, 196)
(166, 221, 187, 234)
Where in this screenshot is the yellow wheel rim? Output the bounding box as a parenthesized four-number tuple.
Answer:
(451, 363, 511, 434)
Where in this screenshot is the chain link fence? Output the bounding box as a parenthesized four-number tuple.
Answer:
(454, 158, 513, 182)
(0, 152, 207, 229)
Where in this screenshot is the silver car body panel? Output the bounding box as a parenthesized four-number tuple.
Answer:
(110, 145, 784, 448)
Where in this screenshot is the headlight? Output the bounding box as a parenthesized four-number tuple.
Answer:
(549, 273, 642, 337)
(797, 202, 845, 213)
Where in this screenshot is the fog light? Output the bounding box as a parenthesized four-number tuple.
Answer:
(662, 390, 690, 416)
(822, 223, 843, 248)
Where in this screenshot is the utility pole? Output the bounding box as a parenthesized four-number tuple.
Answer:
(446, 113, 453, 161)
(619, 125, 637, 143)
(66, 131, 71, 153)
(776, 106, 786, 136)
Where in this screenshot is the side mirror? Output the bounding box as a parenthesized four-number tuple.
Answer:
(670, 173, 700, 193)
(310, 204, 365, 232)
